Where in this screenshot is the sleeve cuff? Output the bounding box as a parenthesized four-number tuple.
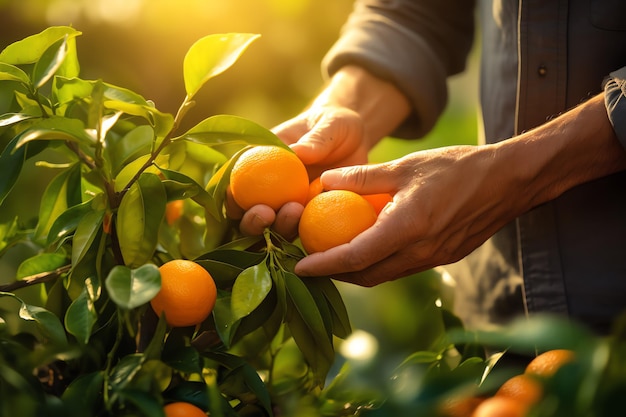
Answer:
(603, 66, 626, 150)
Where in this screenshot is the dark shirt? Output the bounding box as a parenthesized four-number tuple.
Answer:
(322, 0, 626, 334)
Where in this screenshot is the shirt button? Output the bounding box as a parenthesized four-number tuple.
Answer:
(538, 65, 548, 77)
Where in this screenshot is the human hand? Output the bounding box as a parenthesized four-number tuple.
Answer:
(226, 105, 370, 237)
(293, 145, 520, 286)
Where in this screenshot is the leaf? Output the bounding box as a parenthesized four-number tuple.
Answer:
(180, 114, 284, 153)
(183, 33, 260, 98)
(14, 116, 95, 150)
(35, 163, 82, 240)
(32, 36, 68, 89)
(231, 262, 273, 322)
(107, 125, 154, 176)
(0, 112, 36, 128)
(46, 199, 93, 247)
(284, 272, 335, 385)
(0, 135, 28, 206)
(64, 288, 98, 344)
(105, 264, 161, 310)
(157, 166, 215, 209)
(0, 26, 81, 65)
(117, 173, 166, 267)
(316, 277, 352, 339)
(61, 371, 105, 413)
(109, 353, 145, 392)
(0, 292, 67, 346)
(0, 62, 30, 84)
(71, 209, 104, 266)
(16, 253, 68, 280)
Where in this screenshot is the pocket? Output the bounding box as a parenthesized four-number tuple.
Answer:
(591, 0, 626, 30)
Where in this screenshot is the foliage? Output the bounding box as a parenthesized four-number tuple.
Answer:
(0, 26, 348, 417)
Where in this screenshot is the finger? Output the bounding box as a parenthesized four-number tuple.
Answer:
(273, 202, 304, 241)
(290, 129, 335, 165)
(321, 162, 397, 195)
(272, 119, 305, 145)
(239, 205, 276, 236)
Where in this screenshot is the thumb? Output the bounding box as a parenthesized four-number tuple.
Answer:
(289, 129, 335, 166)
(320, 163, 394, 195)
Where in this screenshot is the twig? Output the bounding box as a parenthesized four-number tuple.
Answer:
(0, 264, 71, 292)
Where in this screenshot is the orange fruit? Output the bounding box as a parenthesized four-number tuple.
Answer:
(165, 200, 184, 225)
(150, 260, 217, 327)
(298, 190, 377, 253)
(495, 374, 542, 406)
(471, 396, 528, 417)
(524, 349, 575, 379)
(362, 193, 393, 215)
(164, 402, 206, 417)
(438, 396, 485, 417)
(307, 177, 324, 203)
(230, 145, 309, 210)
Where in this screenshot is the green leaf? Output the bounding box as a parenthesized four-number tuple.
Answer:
(117, 173, 166, 267)
(46, 199, 93, 247)
(284, 272, 335, 385)
(109, 353, 145, 392)
(32, 36, 68, 89)
(231, 262, 273, 322)
(64, 288, 97, 344)
(61, 372, 105, 413)
(180, 114, 284, 153)
(107, 125, 154, 176)
(71, 209, 103, 266)
(0, 112, 37, 127)
(105, 264, 161, 310)
(0, 292, 68, 346)
(0, 26, 82, 65)
(0, 62, 30, 84)
(35, 163, 82, 240)
(0, 135, 28, 206)
(183, 33, 260, 98)
(157, 166, 215, 210)
(14, 116, 95, 150)
(16, 253, 67, 280)
(316, 277, 352, 339)
(118, 390, 166, 417)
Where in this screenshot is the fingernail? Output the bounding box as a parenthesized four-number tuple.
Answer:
(320, 169, 343, 188)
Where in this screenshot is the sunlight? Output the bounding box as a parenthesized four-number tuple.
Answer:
(340, 330, 379, 362)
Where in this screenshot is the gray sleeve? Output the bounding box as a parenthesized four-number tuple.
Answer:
(604, 66, 626, 150)
(322, 0, 476, 139)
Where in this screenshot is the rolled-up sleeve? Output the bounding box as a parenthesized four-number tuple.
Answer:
(322, 0, 475, 139)
(604, 66, 626, 150)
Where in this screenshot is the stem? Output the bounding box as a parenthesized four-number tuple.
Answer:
(0, 265, 70, 292)
(117, 95, 193, 201)
(103, 309, 125, 410)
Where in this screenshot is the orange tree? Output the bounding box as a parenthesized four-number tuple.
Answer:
(0, 26, 350, 416)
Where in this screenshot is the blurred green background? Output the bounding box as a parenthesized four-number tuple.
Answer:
(0, 0, 479, 363)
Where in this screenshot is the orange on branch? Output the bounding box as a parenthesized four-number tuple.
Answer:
(495, 374, 542, 407)
(471, 396, 529, 417)
(150, 260, 217, 327)
(164, 402, 206, 417)
(524, 349, 575, 379)
(298, 190, 377, 254)
(230, 145, 309, 210)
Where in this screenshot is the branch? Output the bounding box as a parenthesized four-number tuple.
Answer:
(0, 265, 71, 292)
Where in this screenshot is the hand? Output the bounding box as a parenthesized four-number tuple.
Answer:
(227, 105, 370, 237)
(293, 145, 519, 286)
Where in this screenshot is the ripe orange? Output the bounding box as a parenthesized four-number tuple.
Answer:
(524, 349, 575, 379)
(471, 396, 528, 417)
(438, 396, 485, 417)
(307, 177, 324, 203)
(495, 374, 542, 406)
(362, 193, 393, 215)
(165, 200, 184, 225)
(298, 190, 377, 254)
(164, 402, 206, 417)
(150, 260, 217, 327)
(230, 145, 309, 211)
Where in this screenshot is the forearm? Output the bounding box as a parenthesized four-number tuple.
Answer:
(493, 93, 626, 213)
(310, 65, 411, 150)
